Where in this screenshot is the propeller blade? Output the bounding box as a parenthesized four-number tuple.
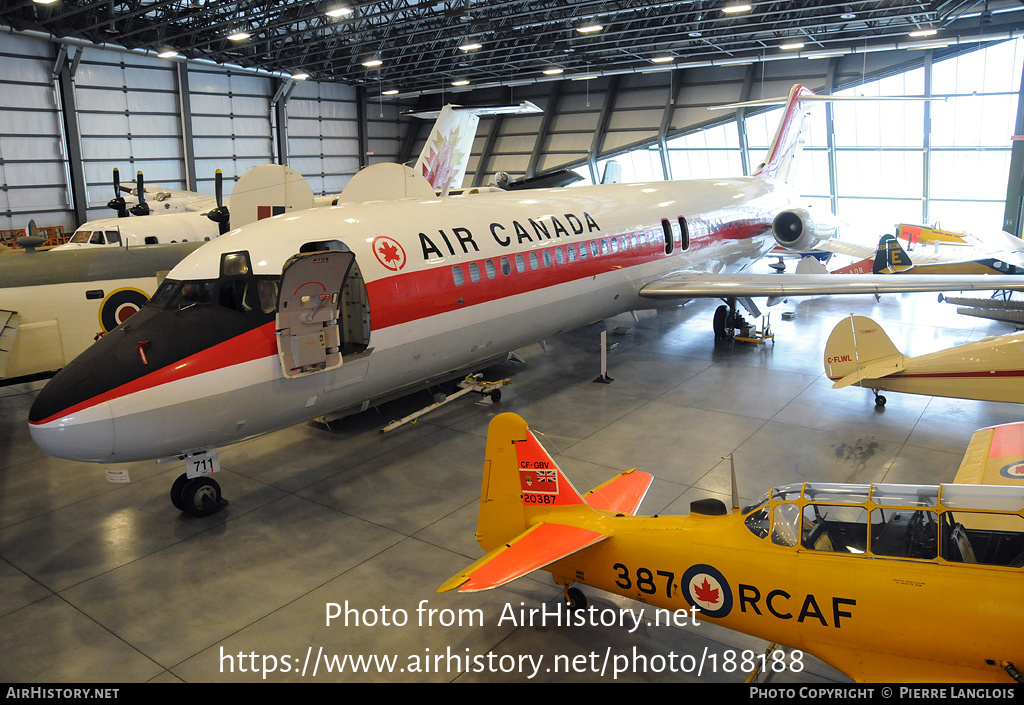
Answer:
(107, 167, 129, 217)
(129, 170, 150, 216)
(207, 169, 230, 234)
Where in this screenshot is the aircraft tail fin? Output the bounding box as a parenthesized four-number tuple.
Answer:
(824, 315, 906, 388)
(752, 84, 817, 183)
(440, 412, 609, 593)
(412, 101, 542, 192)
(601, 160, 621, 184)
(873, 234, 915, 274)
(224, 164, 315, 230)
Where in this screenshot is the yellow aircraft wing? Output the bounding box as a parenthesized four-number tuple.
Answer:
(954, 421, 1024, 486)
(582, 468, 653, 515)
(438, 522, 606, 593)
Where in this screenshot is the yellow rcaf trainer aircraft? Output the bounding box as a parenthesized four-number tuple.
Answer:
(439, 412, 1024, 683)
(824, 314, 1024, 407)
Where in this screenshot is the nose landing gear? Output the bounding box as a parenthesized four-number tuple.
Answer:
(170, 473, 229, 517)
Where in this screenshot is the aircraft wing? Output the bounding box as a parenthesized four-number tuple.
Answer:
(954, 422, 1024, 487)
(638, 272, 1024, 299)
(0, 310, 18, 378)
(583, 469, 654, 515)
(437, 522, 606, 593)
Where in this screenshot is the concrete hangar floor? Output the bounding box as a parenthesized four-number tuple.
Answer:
(1, 279, 1020, 684)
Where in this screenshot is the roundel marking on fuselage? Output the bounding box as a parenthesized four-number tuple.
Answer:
(680, 563, 733, 619)
(99, 287, 150, 333)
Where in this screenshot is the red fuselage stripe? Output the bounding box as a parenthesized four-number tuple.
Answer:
(33, 222, 771, 425)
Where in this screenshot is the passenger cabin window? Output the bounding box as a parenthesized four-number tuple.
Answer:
(678, 217, 689, 250)
(452, 265, 465, 286)
(484, 259, 496, 279)
(469, 262, 480, 283)
(500, 256, 511, 276)
(529, 251, 539, 269)
(515, 253, 526, 273)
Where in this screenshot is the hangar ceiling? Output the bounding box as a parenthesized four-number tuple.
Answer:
(3, 1, 1024, 97)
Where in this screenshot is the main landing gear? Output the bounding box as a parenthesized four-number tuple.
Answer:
(713, 297, 762, 344)
(170, 472, 229, 517)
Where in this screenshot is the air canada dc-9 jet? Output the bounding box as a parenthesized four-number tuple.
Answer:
(28, 85, 1024, 516)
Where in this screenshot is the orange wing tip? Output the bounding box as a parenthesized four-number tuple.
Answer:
(584, 469, 654, 515)
(438, 522, 607, 594)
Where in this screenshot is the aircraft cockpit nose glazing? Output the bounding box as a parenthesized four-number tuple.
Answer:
(28, 251, 282, 462)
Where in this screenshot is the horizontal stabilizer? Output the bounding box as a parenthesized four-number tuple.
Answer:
(955, 422, 1024, 487)
(437, 522, 606, 593)
(583, 469, 653, 515)
(831, 355, 905, 388)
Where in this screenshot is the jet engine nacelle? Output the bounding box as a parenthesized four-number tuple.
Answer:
(772, 208, 836, 252)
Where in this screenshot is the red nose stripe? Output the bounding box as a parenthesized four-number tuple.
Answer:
(31, 322, 279, 426)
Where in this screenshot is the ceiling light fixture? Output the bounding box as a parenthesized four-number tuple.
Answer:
(780, 42, 804, 50)
(543, 67, 564, 75)
(722, 4, 752, 13)
(362, 58, 383, 68)
(382, 89, 399, 95)
(650, 56, 674, 63)
(459, 42, 482, 51)
(227, 31, 251, 41)
(452, 79, 470, 86)
(576, 23, 603, 34)
(291, 72, 309, 80)
(157, 50, 179, 59)
(326, 7, 353, 17)
(908, 29, 937, 37)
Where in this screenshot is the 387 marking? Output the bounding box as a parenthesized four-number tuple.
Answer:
(613, 563, 677, 598)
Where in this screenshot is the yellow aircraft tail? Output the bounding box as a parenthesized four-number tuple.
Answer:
(823, 315, 906, 388)
(439, 413, 653, 594)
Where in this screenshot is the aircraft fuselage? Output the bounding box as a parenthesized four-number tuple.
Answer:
(29, 177, 793, 462)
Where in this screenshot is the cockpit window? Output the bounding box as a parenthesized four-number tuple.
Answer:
(146, 276, 277, 315)
(772, 503, 800, 547)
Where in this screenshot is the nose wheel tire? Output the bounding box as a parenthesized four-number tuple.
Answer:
(171, 473, 228, 517)
(564, 586, 587, 611)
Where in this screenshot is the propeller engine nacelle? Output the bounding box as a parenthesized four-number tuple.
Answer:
(772, 208, 837, 252)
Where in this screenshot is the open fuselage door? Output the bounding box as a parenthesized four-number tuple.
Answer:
(276, 250, 356, 379)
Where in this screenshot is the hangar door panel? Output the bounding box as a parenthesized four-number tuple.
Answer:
(276, 251, 354, 379)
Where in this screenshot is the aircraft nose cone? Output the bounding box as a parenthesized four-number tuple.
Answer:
(28, 360, 116, 462)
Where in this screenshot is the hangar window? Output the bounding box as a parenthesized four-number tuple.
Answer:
(452, 265, 465, 286)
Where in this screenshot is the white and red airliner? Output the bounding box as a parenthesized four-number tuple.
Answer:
(28, 85, 1024, 516)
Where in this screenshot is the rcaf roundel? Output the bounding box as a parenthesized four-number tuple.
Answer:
(680, 564, 733, 619)
(98, 287, 150, 333)
(1000, 462, 1024, 481)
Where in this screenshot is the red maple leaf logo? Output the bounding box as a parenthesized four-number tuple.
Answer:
(693, 578, 720, 605)
(378, 240, 401, 266)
